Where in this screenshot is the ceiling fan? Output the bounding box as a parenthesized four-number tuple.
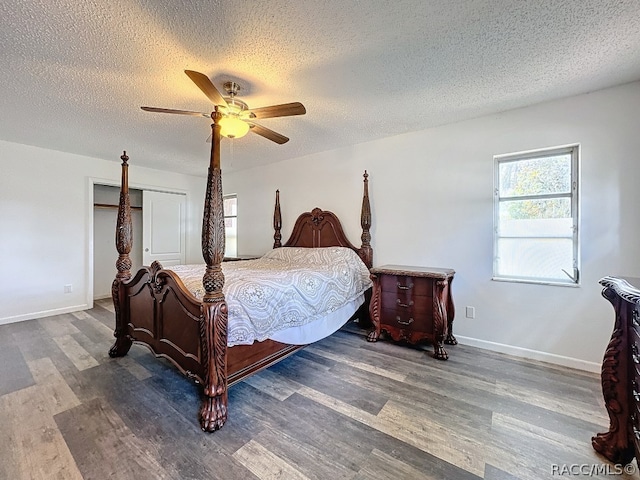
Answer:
(141, 70, 306, 144)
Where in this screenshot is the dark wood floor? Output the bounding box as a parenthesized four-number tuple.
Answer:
(0, 300, 635, 479)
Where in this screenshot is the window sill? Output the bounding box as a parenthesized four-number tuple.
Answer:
(492, 276, 580, 288)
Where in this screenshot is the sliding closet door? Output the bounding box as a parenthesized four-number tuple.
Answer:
(142, 191, 186, 267)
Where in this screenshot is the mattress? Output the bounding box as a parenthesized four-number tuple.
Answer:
(169, 247, 372, 346)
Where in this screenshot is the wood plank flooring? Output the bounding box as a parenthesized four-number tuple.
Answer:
(0, 299, 635, 479)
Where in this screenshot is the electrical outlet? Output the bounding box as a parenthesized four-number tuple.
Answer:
(64, 284, 73, 294)
(465, 306, 475, 319)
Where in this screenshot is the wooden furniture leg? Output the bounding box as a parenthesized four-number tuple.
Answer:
(367, 274, 381, 342)
(199, 108, 229, 432)
(432, 279, 449, 360)
(109, 151, 133, 358)
(444, 275, 457, 345)
(592, 286, 635, 464)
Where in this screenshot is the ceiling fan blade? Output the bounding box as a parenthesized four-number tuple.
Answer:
(247, 122, 289, 144)
(141, 106, 210, 117)
(248, 102, 306, 119)
(184, 70, 228, 107)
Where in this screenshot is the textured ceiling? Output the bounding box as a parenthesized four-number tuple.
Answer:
(1, 0, 640, 176)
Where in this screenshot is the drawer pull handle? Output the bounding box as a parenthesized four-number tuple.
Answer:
(397, 282, 414, 290)
(396, 299, 414, 308)
(396, 316, 414, 326)
(633, 309, 640, 328)
(633, 343, 640, 364)
(634, 425, 640, 441)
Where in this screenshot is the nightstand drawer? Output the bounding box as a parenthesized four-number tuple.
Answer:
(380, 291, 433, 316)
(380, 307, 433, 333)
(379, 275, 433, 297)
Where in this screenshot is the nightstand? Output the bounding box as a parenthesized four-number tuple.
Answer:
(367, 265, 456, 360)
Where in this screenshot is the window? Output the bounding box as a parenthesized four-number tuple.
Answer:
(223, 194, 237, 258)
(493, 145, 579, 285)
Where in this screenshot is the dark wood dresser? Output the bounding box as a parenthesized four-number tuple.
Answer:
(367, 265, 456, 360)
(593, 276, 640, 465)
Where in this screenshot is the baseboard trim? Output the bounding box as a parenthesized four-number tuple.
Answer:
(0, 304, 90, 326)
(0, 308, 603, 373)
(455, 335, 601, 374)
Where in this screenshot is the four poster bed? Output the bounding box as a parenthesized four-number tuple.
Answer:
(108, 109, 373, 432)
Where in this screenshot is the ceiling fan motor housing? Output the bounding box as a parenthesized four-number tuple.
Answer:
(223, 81, 242, 97)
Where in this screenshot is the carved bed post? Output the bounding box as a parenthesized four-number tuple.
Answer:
(273, 190, 282, 248)
(109, 151, 134, 357)
(199, 107, 229, 432)
(360, 171, 373, 269)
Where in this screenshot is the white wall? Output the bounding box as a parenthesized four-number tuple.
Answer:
(0, 142, 206, 324)
(223, 81, 640, 371)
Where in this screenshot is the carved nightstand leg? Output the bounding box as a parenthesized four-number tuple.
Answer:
(367, 329, 380, 342)
(444, 331, 458, 346)
(367, 274, 381, 343)
(444, 275, 457, 345)
(433, 342, 449, 360)
(432, 279, 449, 360)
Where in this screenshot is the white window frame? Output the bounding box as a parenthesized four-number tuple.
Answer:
(493, 144, 580, 286)
(223, 194, 237, 258)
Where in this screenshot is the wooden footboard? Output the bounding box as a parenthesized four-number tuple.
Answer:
(120, 263, 205, 382)
(117, 260, 304, 387)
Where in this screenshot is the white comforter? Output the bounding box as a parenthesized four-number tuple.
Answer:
(169, 247, 372, 346)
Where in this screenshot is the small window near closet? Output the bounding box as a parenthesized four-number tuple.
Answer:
(493, 145, 580, 286)
(224, 194, 238, 257)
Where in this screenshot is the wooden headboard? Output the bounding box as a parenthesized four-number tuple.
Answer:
(272, 171, 373, 269)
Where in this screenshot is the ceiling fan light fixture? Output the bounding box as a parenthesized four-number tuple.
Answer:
(219, 115, 250, 139)
(222, 98, 248, 116)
